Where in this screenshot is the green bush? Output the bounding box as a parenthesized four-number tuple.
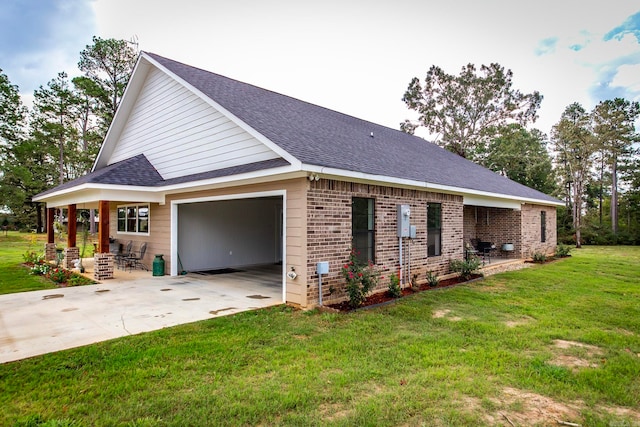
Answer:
(30, 263, 51, 276)
(23, 251, 43, 265)
(67, 274, 95, 287)
(387, 273, 401, 298)
(47, 268, 72, 284)
(555, 244, 572, 257)
(449, 257, 481, 280)
(426, 270, 440, 287)
(532, 252, 547, 263)
(341, 249, 381, 307)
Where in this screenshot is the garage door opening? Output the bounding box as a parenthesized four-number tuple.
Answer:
(171, 191, 285, 301)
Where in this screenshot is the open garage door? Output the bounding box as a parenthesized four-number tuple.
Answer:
(173, 192, 285, 300)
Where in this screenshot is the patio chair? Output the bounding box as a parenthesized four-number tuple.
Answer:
(115, 240, 132, 270)
(126, 242, 148, 271)
(470, 239, 495, 265)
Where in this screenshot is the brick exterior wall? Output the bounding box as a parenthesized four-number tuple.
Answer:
(520, 204, 557, 257)
(306, 179, 464, 306)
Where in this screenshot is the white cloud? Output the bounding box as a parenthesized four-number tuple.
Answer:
(0, 0, 95, 97)
(3, 0, 639, 137)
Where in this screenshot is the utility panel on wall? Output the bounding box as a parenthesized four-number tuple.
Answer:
(397, 204, 411, 238)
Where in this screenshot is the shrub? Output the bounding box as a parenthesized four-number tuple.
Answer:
(67, 274, 95, 287)
(449, 256, 481, 281)
(426, 270, 440, 287)
(30, 263, 51, 276)
(23, 251, 43, 265)
(411, 273, 419, 291)
(555, 244, 572, 258)
(387, 273, 401, 298)
(341, 249, 381, 308)
(532, 252, 547, 263)
(47, 268, 72, 284)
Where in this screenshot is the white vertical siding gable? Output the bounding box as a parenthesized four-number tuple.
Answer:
(108, 67, 280, 179)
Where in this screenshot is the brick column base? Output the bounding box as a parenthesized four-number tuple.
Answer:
(94, 253, 114, 280)
(63, 247, 80, 269)
(45, 243, 57, 261)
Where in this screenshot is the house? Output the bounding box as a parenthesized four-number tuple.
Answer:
(34, 52, 562, 308)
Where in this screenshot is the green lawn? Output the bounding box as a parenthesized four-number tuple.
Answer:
(0, 232, 57, 294)
(0, 242, 639, 426)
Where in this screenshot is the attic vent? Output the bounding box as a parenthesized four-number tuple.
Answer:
(370, 132, 374, 138)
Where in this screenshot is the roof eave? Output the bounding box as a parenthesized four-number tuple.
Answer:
(302, 164, 563, 207)
(34, 164, 305, 208)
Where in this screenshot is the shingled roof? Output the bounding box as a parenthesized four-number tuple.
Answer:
(36, 155, 290, 197)
(36, 52, 560, 205)
(146, 53, 559, 204)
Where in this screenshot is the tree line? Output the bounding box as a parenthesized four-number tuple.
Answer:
(403, 64, 640, 246)
(0, 37, 137, 231)
(2, 44, 639, 245)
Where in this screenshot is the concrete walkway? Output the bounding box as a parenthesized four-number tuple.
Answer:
(0, 270, 282, 364)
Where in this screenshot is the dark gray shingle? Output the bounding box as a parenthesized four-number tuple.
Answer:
(147, 52, 559, 204)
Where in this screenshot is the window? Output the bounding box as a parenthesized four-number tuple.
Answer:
(117, 204, 150, 234)
(541, 211, 546, 243)
(352, 197, 375, 264)
(427, 203, 442, 257)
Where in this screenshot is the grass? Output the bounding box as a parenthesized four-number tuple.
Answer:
(0, 239, 639, 426)
(0, 232, 57, 294)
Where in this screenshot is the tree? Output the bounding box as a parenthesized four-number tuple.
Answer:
(484, 124, 556, 194)
(78, 36, 138, 134)
(0, 69, 33, 227)
(71, 76, 104, 175)
(401, 63, 542, 161)
(552, 103, 597, 248)
(620, 158, 640, 242)
(592, 98, 640, 235)
(31, 72, 80, 185)
(0, 69, 26, 146)
(0, 135, 55, 230)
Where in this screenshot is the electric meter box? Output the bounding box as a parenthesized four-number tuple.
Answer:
(397, 204, 411, 237)
(316, 261, 329, 275)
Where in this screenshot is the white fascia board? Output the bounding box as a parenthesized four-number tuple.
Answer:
(160, 164, 304, 194)
(34, 164, 304, 207)
(93, 55, 152, 172)
(35, 186, 166, 208)
(142, 53, 302, 170)
(302, 164, 563, 207)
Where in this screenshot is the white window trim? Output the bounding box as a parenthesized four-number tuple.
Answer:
(116, 203, 151, 236)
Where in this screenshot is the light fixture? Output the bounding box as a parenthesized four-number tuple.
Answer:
(308, 173, 320, 181)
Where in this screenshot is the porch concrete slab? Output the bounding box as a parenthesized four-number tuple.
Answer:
(0, 272, 282, 364)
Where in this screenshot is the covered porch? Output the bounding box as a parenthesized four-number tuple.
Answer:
(42, 196, 160, 281)
(463, 198, 524, 262)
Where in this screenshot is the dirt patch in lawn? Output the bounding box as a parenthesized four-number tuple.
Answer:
(550, 339, 604, 370)
(432, 309, 462, 321)
(477, 387, 640, 426)
(493, 387, 584, 426)
(318, 402, 351, 422)
(504, 316, 535, 328)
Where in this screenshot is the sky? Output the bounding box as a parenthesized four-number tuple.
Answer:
(1, 0, 639, 140)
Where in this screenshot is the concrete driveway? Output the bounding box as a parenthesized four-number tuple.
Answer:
(0, 268, 283, 364)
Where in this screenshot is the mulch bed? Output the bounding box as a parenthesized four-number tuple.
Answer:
(326, 274, 483, 312)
